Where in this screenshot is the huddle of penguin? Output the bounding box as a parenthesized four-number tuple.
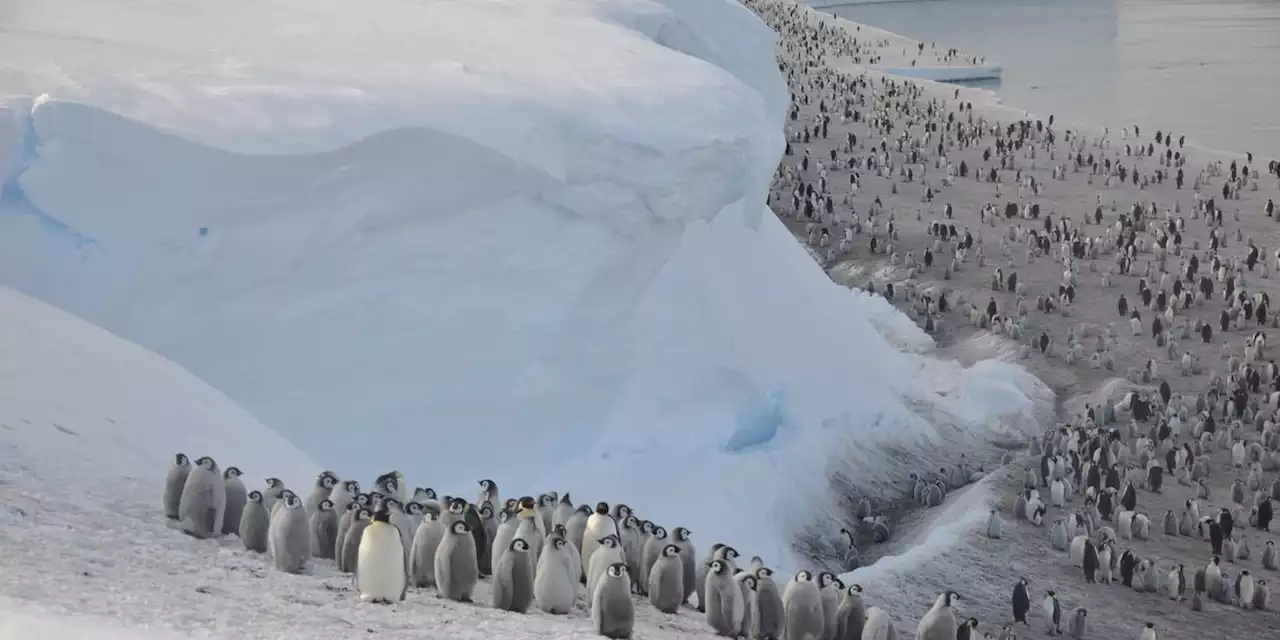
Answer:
(162, 457, 904, 639)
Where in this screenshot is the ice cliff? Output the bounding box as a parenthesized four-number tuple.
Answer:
(0, 0, 1047, 566)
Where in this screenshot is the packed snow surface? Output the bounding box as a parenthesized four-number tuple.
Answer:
(0, 0, 1047, 571)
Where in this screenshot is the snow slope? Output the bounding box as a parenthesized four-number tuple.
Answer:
(0, 0, 1048, 570)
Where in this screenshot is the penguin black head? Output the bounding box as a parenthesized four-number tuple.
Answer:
(518, 496, 537, 510)
(552, 537, 567, 550)
(355, 492, 371, 506)
(343, 480, 360, 494)
(509, 538, 530, 553)
(317, 471, 338, 489)
(640, 520, 654, 534)
(614, 504, 632, 519)
(247, 490, 263, 503)
(662, 544, 680, 558)
(673, 526, 691, 541)
(742, 574, 759, 591)
(595, 502, 609, 515)
(266, 477, 283, 489)
(479, 502, 494, 518)
(173, 453, 189, 466)
(606, 563, 628, 578)
(710, 560, 728, 574)
(600, 534, 619, 548)
(319, 499, 334, 512)
(448, 497, 467, 515)
(283, 492, 302, 509)
(818, 572, 835, 587)
(224, 466, 241, 479)
(1145, 622, 1154, 629)
(538, 493, 556, 508)
(965, 618, 978, 628)
(653, 526, 667, 539)
(944, 591, 960, 606)
(795, 569, 812, 582)
(345, 501, 360, 512)
(356, 508, 371, 521)
(479, 478, 496, 493)
(624, 515, 640, 529)
(406, 502, 424, 516)
(195, 456, 217, 470)
(450, 520, 470, 535)
(502, 497, 517, 510)
(847, 583, 863, 595)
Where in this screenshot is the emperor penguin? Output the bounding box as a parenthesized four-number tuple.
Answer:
(339, 507, 373, 574)
(861, 606, 899, 640)
(492, 538, 535, 613)
(335, 494, 370, 563)
(435, 520, 479, 602)
(492, 507, 520, 572)
(1050, 519, 1069, 551)
(582, 502, 619, 575)
(1042, 590, 1062, 635)
(513, 496, 547, 562)
(592, 563, 635, 639)
(549, 523, 583, 582)
(587, 534, 626, 598)
(1238, 570, 1255, 608)
(536, 493, 557, 533)
(648, 544, 685, 614)
(705, 559, 745, 636)
(356, 503, 408, 603)
(641, 525, 669, 584)
(221, 466, 247, 536)
(620, 515, 645, 589)
(177, 456, 226, 539)
(1067, 608, 1086, 639)
(736, 571, 760, 638)
(1252, 578, 1269, 610)
(309, 499, 340, 559)
(1011, 579, 1030, 625)
(373, 471, 408, 505)
(566, 504, 591, 558)
(382, 498, 414, 562)
(163, 453, 191, 520)
(1262, 540, 1278, 570)
(1139, 622, 1157, 640)
(551, 493, 575, 530)
(819, 572, 843, 640)
(1166, 564, 1186, 600)
(836, 583, 867, 640)
(672, 526, 698, 605)
(262, 477, 286, 513)
(782, 570, 824, 640)
(409, 510, 445, 587)
(535, 535, 578, 614)
(917, 591, 959, 640)
(985, 509, 1003, 539)
(1206, 556, 1224, 595)
(238, 490, 269, 553)
(329, 479, 359, 514)
(753, 567, 785, 639)
(305, 471, 339, 517)
(477, 479, 500, 512)
(267, 490, 311, 574)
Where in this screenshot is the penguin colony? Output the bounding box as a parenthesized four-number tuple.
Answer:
(738, 0, 1280, 637)
(166, 464, 923, 639)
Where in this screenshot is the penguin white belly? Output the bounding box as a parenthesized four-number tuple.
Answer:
(358, 523, 406, 602)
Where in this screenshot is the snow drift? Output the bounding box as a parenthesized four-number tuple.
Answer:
(0, 0, 1048, 567)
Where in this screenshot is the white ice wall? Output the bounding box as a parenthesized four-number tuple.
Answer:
(0, 0, 1045, 566)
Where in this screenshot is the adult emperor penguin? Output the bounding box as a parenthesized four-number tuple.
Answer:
(1041, 590, 1062, 635)
(163, 453, 191, 520)
(705, 559, 744, 636)
(985, 509, 1003, 539)
(238, 490, 270, 553)
(356, 502, 407, 603)
(262, 477, 286, 513)
(268, 489, 311, 574)
(582, 502, 619, 575)
(836, 583, 867, 640)
(819, 572, 843, 640)
(1082, 539, 1099, 583)
(917, 591, 959, 640)
(648, 544, 685, 614)
(535, 536, 579, 614)
(1238, 570, 1256, 608)
(310, 499, 340, 559)
(1067, 608, 1086, 639)
(409, 511, 444, 587)
(340, 507, 373, 574)
(1139, 622, 1157, 640)
(492, 538, 534, 613)
(588, 534, 626, 598)
(222, 466, 247, 536)
(782, 570, 824, 640)
(862, 606, 899, 640)
(1011, 579, 1030, 625)
(177, 456, 226, 539)
(592, 563, 635, 639)
(671, 526, 698, 604)
(306, 471, 339, 518)
(435, 520, 479, 602)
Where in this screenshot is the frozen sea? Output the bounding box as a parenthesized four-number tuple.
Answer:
(827, 0, 1280, 156)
